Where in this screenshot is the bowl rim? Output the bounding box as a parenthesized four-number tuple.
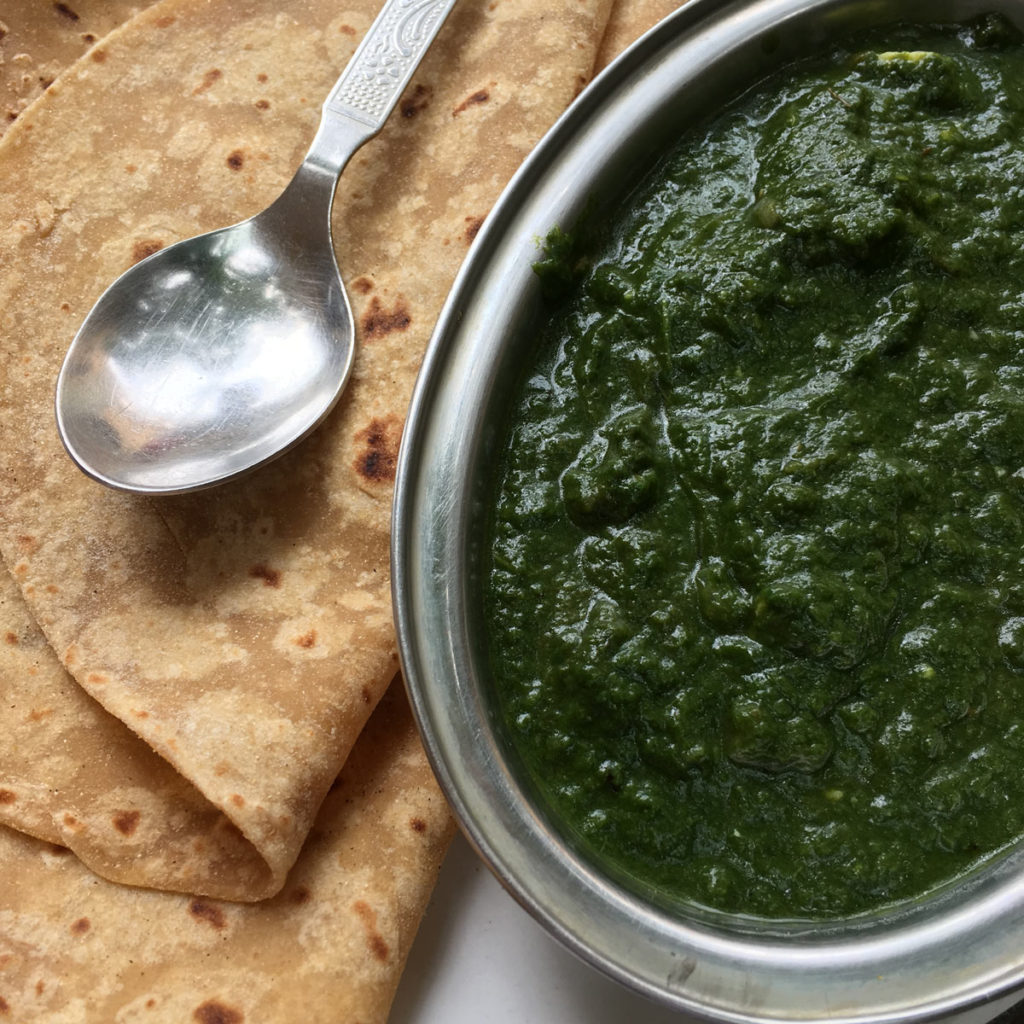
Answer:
(392, 0, 1024, 1019)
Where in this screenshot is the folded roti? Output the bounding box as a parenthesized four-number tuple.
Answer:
(0, 0, 615, 898)
(1, 567, 277, 896)
(0, 0, 147, 131)
(0, 681, 456, 1024)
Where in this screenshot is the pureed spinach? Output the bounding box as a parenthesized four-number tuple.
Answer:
(484, 14, 1024, 918)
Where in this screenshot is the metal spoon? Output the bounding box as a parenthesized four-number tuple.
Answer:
(55, 0, 458, 494)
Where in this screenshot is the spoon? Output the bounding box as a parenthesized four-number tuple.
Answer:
(55, 0, 458, 494)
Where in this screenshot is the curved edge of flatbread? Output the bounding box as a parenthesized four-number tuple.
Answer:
(1, 562, 282, 900)
(0, 680, 457, 1024)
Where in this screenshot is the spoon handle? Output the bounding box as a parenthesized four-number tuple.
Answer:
(323, 0, 458, 140)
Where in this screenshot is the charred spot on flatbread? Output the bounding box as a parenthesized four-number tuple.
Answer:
(359, 295, 411, 338)
(353, 900, 389, 962)
(226, 149, 245, 170)
(53, 4, 80, 22)
(112, 809, 140, 835)
(193, 1001, 243, 1024)
(400, 83, 431, 118)
(464, 214, 484, 243)
(69, 916, 90, 935)
(249, 563, 281, 587)
(131, 238, 163, 263)
(193, 68, 221, 95)
(188, 899, 227, 930)
(453, 87, 490, 116)
(353, 416, 402, 483)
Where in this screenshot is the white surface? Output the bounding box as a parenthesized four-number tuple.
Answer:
(391, 833, 1024, 1024)
(390, 831, 692, 1024)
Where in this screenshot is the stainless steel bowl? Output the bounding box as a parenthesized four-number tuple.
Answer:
(392, 0, 1024, 1020)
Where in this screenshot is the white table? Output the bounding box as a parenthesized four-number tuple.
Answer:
(392, 833, 1024, 1024)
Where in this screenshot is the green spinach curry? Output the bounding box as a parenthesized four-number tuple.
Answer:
(484, 14, 1024, 918)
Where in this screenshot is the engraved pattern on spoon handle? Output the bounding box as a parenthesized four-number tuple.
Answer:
(324, 0, 458, 131)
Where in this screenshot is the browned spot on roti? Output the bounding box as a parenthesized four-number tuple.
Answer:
(53, 3, 80, 21)
(28, 708, 54, 722)
(254, 99, 270, 110)
(45, 584, 59, 594)
(193, 68, 222, 95)
(226, 149, 245, 171)
(4, 632, 17, 645)
(290, 885, 311, 905)
(353, 416, 402, 483)
(38, 75, 55, 90)
(86, 672, 108, 686)
(453, 88, 489, 116)
(131, 708, 149, 719)
(214, 761, 231, 777)
(230, 793, 245, 808)
(360, 295, 411, 338)
(155, 15, 176, 28)
(295, 630, 317, 648)
(70, 917, 91, 935)
(113, 810, 141, 836)
(351, 275, 373, 294)
(146, 999, 156, 1008)
(464, 215, 485, 243)
(132, 239, 163, 263)
(353, 900, 390, 962)
(81, 32, 95, 43)
(257, 72, 268, 83)
(63, 813, 80, 830)
(0, 995, 10, 1014)
(64, 644, 79, 667)
(16, 534, 37, 553)
(410, 817, 427, 833)
(189, 899, 227, 931)
(250, 563, 280, 587)
(60, 302, 71, 312)
(0, 790, 15, 805)
(339, 23, 356, 35)
(401, 83, 432, 118)
(35, 982, 44, 996)
(193, 1001, 243, 1024)
(361, 685, 373, 704)
(91, 48, 107, 63)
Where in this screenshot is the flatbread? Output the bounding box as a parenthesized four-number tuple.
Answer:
(0, 681, 456, 1024)
(1, 567, 276, 898)
(0, 0, 148, 131)
(595, 0, 684, 70)
(0, 0, 615, 898)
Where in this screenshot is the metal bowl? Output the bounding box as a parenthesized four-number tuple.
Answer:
(391, 0, 1024, 1019)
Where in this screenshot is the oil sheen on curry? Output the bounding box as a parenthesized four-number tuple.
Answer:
(484, 15, 1024, 918)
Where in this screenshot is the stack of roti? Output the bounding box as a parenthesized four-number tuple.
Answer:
(0, 0, 678, 1020)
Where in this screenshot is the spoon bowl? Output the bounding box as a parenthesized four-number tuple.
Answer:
(56, 0, 457, 494)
